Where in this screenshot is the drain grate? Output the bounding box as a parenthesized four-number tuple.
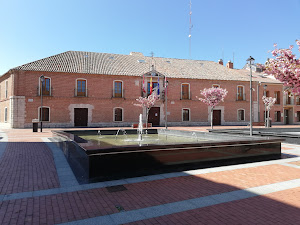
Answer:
(106, 185, 128, 193)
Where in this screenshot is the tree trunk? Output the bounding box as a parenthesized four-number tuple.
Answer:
(211, 108, 214, 129)
(267, 110, 270, 128)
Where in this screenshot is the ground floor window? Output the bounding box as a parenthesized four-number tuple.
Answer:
(237, 109, 245, 121)
(182, 108, 190, 121)
(275, 111, 281, 122)
(4, 107, 7, 122)
(39, 107, 50, 122)
(114, 108, 123, 122)
(297, 111, 300, 122)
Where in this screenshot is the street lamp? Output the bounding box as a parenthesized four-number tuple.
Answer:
(247, 56, 255, 136)
(263, 84, 267, 127)
(165, 78, 169, 129)
(40, 75, 45, 132)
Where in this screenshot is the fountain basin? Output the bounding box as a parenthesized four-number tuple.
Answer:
(52, 129, 283, 183)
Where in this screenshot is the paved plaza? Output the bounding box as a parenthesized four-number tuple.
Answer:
(0, 126, 300, 224)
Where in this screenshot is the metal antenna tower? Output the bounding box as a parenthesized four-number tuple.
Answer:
(189, 0, 192, 59)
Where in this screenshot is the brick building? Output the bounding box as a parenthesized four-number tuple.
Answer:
(0, 51, 298, 128)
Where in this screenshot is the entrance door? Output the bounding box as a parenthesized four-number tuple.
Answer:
(148, 107, 160, 126)
(284, 109, 289, 125)
(74, 108, 88, 127)
(213, 110, 221, 125)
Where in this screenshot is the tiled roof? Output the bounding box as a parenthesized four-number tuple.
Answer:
(13, 51, 281, 83)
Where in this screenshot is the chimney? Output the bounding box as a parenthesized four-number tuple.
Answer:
(218, 59, 223, 65)
(129, 52, 144, 57)
(226, 60, 233, 69)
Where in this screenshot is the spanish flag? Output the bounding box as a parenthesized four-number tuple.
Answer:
(150, 76, 153, 95)
(142, 74, 146, 93)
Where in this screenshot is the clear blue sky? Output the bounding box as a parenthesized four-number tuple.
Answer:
(0, 0, 299, 75)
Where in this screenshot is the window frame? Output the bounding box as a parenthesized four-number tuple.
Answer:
(38, 106, 50, 122)
(182, 108, 190, 122)
(147, 81, 158, 96)
(237, 85, 245, 101)
(76, 78, 87, 97)
(275, 111, 281, 122)
(181, 83, 190, 100)
(4, 107, 8, 123)
(274, 91, 281, 105)
(5, 80, 8, 99)
(39, 76, 51, 96)
(113, 80, 123, 98)
(237, 109, 245, 121)
(113, 107, 123, 122)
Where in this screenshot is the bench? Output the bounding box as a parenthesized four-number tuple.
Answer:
(132, 123, 152, 128)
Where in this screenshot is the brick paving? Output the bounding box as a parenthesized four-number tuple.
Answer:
(0, 126, 300, 224)
(126, 187, 300, 225)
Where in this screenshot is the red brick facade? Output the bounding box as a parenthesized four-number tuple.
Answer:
(1, 51, 300, 128)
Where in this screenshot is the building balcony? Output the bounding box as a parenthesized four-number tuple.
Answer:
(236, 93, 246, 101)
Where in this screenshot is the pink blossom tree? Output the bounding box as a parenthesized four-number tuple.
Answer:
(134, 91, 159, 129)
(262, 96, 276, 127)
(198, 87, 228, 129)
(260, 40, 300, 94)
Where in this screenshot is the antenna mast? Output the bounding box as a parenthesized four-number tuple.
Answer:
(189, 0, 192, 59)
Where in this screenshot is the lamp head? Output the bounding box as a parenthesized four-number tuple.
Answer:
(40, 75, 45, 83)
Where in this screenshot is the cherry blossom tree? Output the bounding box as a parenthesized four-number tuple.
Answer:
(134, 91, 159, 129)
(198, 87, 228, 129)
(260, 40, 300, 94)
(262, 96, 276, 128)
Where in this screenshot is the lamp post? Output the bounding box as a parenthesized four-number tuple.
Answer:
(165, 78, 169, 129)
(247, 56, 255, 136)
(263, 84, 267, 127)
(40, 75, 45, 132)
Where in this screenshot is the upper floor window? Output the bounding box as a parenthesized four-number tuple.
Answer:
(114, 107, 123, 122)
(182, 108, 190, 121)
(237, 86, 245, 101)
(237, 109, 245, 121)
(113, 81, 123, 98)
(39, 107, 50, 122)
(274, 91, 281, 104)
(285, 91, 292, 105)
(212, 84, 220, 88)
(40, 77, 51, 96)
(181, 83, 190, 100)
(5, 80, 8, 99)
(76, 79, 87, 97)
(265, 91, 270, 97)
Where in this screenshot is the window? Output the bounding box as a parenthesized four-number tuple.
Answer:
(39, 107, 50, 122)
(147, 82, 158, 96)
(298, 111, 300, 122)
(76, 79, 87, 97)
(4, 107, 8, 122)
(274, 91, 280, 104)
(181, 83, 190, 100)
(237, 109, 245, 121)
(114, 108, 123, 122)
(237, 86, 245, 101)
(182, 108, 190, 121)
(285, 92, 292, 105)
(114, 81, 123, 98)
(212, 84, 220, 88)
(5, 81, 8, 99)
(40, 77, 51, 96)
(266, 91, 270, 97)
(275, 111, 281, 122)
(296, 96, 300, 105)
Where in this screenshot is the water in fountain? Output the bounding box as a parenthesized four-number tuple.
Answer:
(98, 130, 102, 138)
(137, 114, 143, 141)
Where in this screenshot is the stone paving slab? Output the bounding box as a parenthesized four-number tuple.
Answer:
(1, 127, 300, 224)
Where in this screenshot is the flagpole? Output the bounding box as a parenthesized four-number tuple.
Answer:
(165, 76, 168, 129)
